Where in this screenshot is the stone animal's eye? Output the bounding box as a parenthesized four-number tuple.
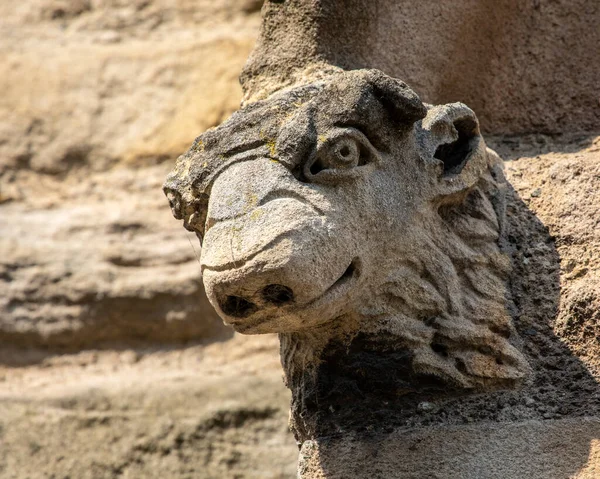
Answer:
(303, 128, 376, 183)
(311, 137, 360, 173)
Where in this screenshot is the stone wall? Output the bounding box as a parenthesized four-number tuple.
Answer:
(242, 0, 600, 135)
(0, 0, 262, 349)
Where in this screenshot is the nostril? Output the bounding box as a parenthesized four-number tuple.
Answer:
(262, 284, 294, 305)
(219, 295, 257, 318)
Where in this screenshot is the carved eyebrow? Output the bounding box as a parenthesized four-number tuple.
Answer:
(222, 138, 270, 158)
(332, 122, 369, 134)
(331, 121, 387, 151)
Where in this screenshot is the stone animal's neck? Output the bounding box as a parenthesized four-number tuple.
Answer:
(279, 317, 462, 443)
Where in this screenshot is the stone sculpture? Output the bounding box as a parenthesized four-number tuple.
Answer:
(164, 68, 529, 443)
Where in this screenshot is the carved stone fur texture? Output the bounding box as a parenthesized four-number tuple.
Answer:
(164, 69, 530, 441)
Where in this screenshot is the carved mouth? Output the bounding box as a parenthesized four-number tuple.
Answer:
(308, 257, 361, 306)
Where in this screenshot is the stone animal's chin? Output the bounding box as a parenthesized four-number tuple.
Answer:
(202, 256, 362, 334)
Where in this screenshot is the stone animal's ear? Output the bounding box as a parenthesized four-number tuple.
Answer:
(420, 103, 487, 195)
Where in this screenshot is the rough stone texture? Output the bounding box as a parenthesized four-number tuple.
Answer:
(0, 163, 228, 350)
(0, 0, 260, 180)
(165, 68, 536, 443)
(0, 0, 262, 347)
(0, 335, 297, 479)
(499, 135, 600, 378)
(242, 0, 600, 135)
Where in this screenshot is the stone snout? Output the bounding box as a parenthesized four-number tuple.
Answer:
(200, 158, 361, 334)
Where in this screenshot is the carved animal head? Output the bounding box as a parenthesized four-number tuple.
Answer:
(164, 69, 529, 389)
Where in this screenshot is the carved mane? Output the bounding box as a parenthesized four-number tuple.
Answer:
(361, 155, 529, 389)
